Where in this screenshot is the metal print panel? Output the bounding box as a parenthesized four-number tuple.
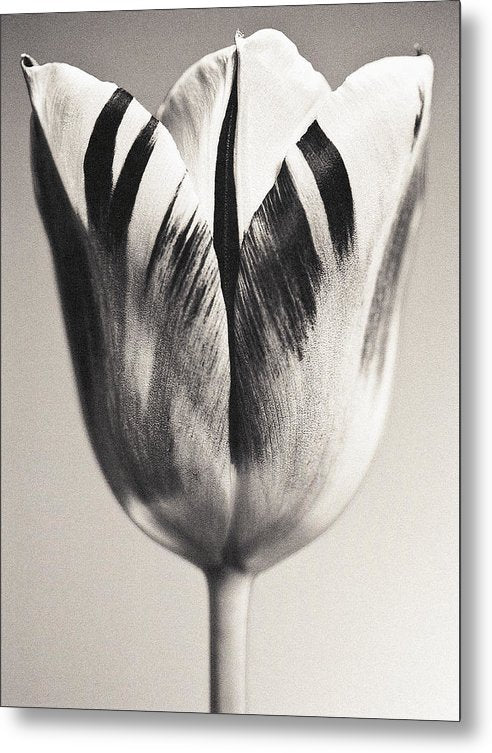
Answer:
(1, 1, 459, 719)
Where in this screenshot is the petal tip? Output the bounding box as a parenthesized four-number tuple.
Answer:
(20, 53, 39, 71)
(416, 51, 434, 89)
(20, 54, 40, 94)
(237, 27, 293, 51)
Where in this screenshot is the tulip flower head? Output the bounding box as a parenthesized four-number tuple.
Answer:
(22, 29, 433, 713)
(21, 30, 433, 576)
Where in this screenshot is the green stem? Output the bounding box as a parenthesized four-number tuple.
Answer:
(206, 567, 254, 714)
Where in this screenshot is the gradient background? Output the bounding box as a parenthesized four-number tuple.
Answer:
(1, 1, 459, 719)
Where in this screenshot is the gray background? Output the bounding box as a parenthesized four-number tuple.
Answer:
(1, 1, 459, 719)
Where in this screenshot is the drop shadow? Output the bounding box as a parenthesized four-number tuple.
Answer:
(459, 7, 479, 740)
(9, 706, 459, 738)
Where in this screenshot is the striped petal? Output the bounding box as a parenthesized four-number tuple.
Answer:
(158, 29, 331, 241)
(228, 54, 433, 571)
(233, 29, 331, 240)
(157, 42, 236, 232)
(22, 56, 232, 568)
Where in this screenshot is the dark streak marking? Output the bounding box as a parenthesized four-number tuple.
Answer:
(361, 152, 426, 376)
(83, 87, 133, 231)
(184, 244, 211, 322)
(107, 116, 159, 252)
(298, 120, 355, 264)
(413, 88, 425, 148)
(31, 112, 135, 501)
(144, 186, 180, 289)
(167, 217, 210, 317)
(237, 161, 323, 360)
(213, 62, 241, 463)
(213, 63, 240, 325)
(145, 184, 214, 325)
(233, 160, 324, 462)
(33, 110, 183, 511)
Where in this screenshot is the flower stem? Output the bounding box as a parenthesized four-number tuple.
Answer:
(206, 566, 254, 714)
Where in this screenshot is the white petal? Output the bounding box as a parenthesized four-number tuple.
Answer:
(316, 54, 434, 266)
(22, 56, 117, 227)
(234, 29, 331, 240)
(157, 30, 330, 241)
(157, 44, 236, 231)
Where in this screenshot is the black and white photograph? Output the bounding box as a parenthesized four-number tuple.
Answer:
(1, 0, 465, 738)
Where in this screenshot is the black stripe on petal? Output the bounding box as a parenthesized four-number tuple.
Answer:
(298, 120, 354, 264)
(144, 181, 181, 290)
(213, 62, 240, 329)
(83, 87, 133, 232)
(413, 88, 425, 148)
(236, 160, 323, 363)
(232, 160, 324, 463)
(145, 182, 215, 326)
(106, 115, 159, 252)
(213, 62, 241, 462)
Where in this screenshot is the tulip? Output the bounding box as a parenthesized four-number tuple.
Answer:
(22, 29, 433, 714)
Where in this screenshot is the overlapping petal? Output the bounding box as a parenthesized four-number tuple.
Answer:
(22, 55, 232, 568)
(158, 30, 331, 241)
(228, 48, 433, 570)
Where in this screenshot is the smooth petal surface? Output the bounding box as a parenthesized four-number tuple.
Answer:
(229, 54, 433, 571)
(23, 56, 232, 568)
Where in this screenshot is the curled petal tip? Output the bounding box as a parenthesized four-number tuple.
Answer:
(20, 53, 39, 69)
(235, 28, 245, 41)
(413, 42, 424, 56)
(20, 54, 40, 93)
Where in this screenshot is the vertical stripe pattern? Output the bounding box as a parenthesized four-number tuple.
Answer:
(25, 43, 433, 573)
(31, 75, 232, 566)
(84, 89, 160, 258)
(213, 63, 240, 325)
(297, 120, 355, 264)
(360, 153, 426, 375)
(232, 157, 326, 464)
(106, 116, 159, 251)
(227, 116, 354, 465)
(213, 63, 241, 461)
(83, 87, 132, 231)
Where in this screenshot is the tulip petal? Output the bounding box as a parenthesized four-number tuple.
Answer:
(157, 43, 236, 232)
(158, 30, 331, 244)
(234, 29, 331, 240)
(228, 55, 433, 571)
(297, 120, 355, 264)
(314, 55, 433, 265)
(23, 57, 232, 567)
